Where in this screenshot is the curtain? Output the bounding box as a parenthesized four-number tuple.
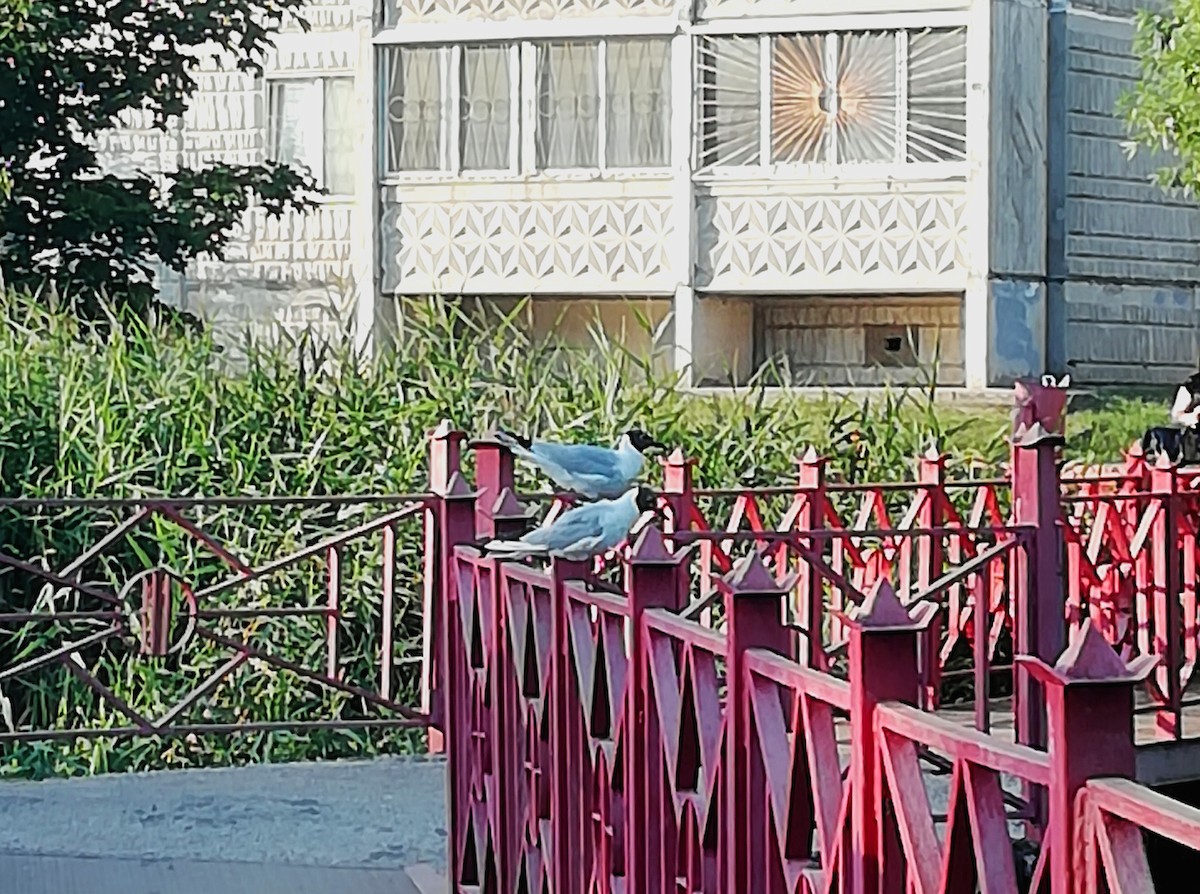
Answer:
(536, 41, 599, 169)
(270, 80, 323, 177)
(605, 39, 670, 168)
(460, 45, 512, 171)
(323, 78, 357, 195)
(386, 47, 443, 172)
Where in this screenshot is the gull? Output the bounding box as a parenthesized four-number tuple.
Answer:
(493, 427, 668, 500)
(482, 486, 659, 562)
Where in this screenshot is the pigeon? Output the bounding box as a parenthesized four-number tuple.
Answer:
(493, 428, 668, 499)
(482, 485, 659, 562)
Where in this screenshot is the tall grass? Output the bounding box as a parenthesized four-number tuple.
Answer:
(0, 292, 1162, 778)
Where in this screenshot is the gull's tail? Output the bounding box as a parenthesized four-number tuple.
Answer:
(494, 429, 538, 461)
(481, 538, 548, 559)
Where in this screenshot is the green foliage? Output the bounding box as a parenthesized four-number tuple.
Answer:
(0, 0, 318, 316)
(1121, 0, 1200, 193)
(0, 292, 1164, 777)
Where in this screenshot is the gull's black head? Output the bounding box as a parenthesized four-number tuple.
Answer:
(634, 485, 660, 514)
(1187, 371, 1200, 394)
(626, 428, 668, 455)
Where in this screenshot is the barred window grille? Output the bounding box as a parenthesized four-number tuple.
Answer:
(535, 37, 671, 171)
(381, 38, 669, 175)
(460, 45, 514, 171)
(384, 46, 446, 172)
(696, 27, 968, 171)
(384, 43, 519, 174)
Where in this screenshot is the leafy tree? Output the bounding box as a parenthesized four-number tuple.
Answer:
(0, 0, 320, 317)
(1122, 0, 1200, 194)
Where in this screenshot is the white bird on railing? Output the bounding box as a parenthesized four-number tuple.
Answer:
(493, 428, 668, 500)
(482, 486, 659, 562)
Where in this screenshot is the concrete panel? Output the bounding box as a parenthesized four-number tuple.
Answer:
(1064, 281, 1199, 383)
(989, 0, 1048, 279)
(988, 279, 1046, 383)
(690, 295, 755, 386)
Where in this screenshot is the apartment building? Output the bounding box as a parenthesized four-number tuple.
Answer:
(97, 0, 1200, 387)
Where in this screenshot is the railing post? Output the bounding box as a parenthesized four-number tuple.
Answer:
(472, 432, 522, 540)
(661, 447, 707, 619)
(845, 580, 937, 894)
(1020, 620, 1156, 894)
(424, 420, 471, 749)
(796, 447, 828, 669)
(550, 555, 591, 894)
(626, 527, 689, 894)
(1010, 417, 1067, 753)
(660, 448, 697, 545)
(722, 552, 795, 894)
(424, 421, 475, 890)
(1149, 454, 1182, 738)
(915, 444, 948, 710)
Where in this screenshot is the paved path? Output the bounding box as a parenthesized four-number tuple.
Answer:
(0, 756, 449, 894)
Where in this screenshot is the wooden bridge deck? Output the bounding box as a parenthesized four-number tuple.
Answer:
(937, 691, 1200, 743)
(937, 692, 1200, 787)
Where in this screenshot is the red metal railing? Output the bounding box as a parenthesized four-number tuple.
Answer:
(0, 494, 432, 750)
(7, 380, 1200, 890)
(426, 377, 1200, 894)
(1060, 455, 1200, 739)
(1076, 777, 1200, 892)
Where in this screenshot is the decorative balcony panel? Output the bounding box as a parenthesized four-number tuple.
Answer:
(280, 0, 356, 31)
(695, 187, 969, 292)
(189, 205, 355, 284)
(381, 196, 677, 294)
(383, 0, 674, 26)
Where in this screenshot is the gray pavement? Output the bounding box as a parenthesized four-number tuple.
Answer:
(0, 735, 1036, 894)
(0, 755, 450, 894)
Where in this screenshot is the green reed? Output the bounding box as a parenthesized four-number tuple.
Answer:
(0, 291, 1163, 778)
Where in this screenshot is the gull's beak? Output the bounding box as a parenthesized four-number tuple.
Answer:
(649, 439, 669, 453)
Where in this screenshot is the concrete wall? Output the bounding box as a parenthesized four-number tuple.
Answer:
(482, 297, 674, 360)
(93, 0, 367, 350)
(682, 294, 965, 387)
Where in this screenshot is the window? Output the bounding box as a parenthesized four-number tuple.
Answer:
(460, 45, 514, 171)
(384, 44, 518, 174)
(381, 38, 668, 175)
(268, 77, 356, 195)
(537, 42, 600, 169)
(384, 46, 445, 172)
(696, 27, 967, 171)
(906, 29, 968, 163)
(536, 38, 671, 170)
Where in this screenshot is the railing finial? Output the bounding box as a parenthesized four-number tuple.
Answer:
(721, 551, 797, 596)
(851, 578, 937, 630)
(1020, 619, 1157, 686)
(629, 524, 683, 565)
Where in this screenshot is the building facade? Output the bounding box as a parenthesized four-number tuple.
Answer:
(97, 0, 1200, 387)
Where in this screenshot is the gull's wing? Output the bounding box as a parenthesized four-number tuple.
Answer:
(521, 503, 608, 551)
(530, 441, 622, 477)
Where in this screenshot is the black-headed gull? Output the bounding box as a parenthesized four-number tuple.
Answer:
(493, 428, 667, 499)
(482, 486, 659, 562)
